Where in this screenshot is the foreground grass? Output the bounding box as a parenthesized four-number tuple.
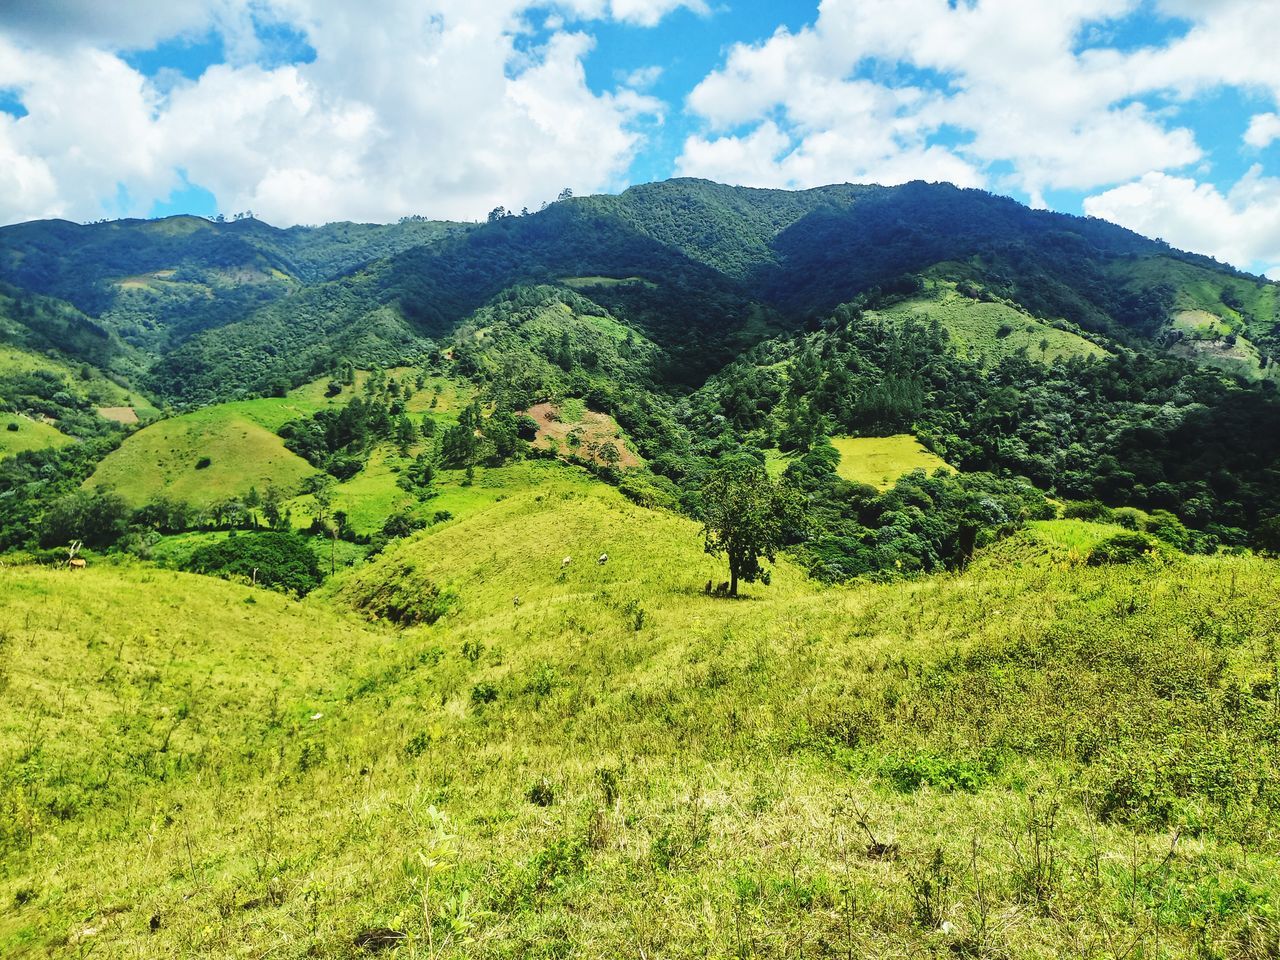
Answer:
(2, 480, 1279, 958)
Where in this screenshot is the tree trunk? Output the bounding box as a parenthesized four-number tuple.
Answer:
(729, 569, 738, 596)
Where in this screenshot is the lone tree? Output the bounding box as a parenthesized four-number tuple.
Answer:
(700, 460, 804, 596)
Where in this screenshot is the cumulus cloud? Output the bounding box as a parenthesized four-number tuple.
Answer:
(0, 0, 685, 225)
(1084, 168, 1280, 278)
(1245, 113, 1280, 150)
(677, 0, 1221, 197)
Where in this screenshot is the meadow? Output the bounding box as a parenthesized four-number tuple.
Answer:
(869, 282, 1108, 366)
(3, 460, 1279, 958)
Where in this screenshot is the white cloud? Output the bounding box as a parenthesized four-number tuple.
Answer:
(1245, 113, 1280, 150)
(676, 0, 1280, 206)
(622, 65, 663, 90)
(1084, 167, 1280, 275)
(0, 0, 685, 225)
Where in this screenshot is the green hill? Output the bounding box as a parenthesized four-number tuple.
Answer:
(81, 381, 364, 506)
(3, 477, 1279, 958)
(0, 415, 72, 458)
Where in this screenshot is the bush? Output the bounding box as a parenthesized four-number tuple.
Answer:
(337, 554, 454, 625)
(879, 751, 996, 793)
(1062, 500, 1115, 522)
(5, 422, 17, 432)
(381, 511, 426, 540)
(1087, 531, 1161, 565)
(194, 457, 212, 470)
(1110, 506, 1148, 530)
(185, 531, 323, 595)
(1143, 509, 1191, 552)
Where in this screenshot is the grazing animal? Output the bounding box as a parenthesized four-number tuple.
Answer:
(68, 558, 86, 570)
(714, 581, 730, 595)
(561, 556, 572, 567)
(513, 595, 521, 607)
(704, 580, 712, 594)
(597, 553, 608, 565)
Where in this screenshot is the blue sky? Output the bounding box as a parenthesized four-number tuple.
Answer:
(1, 1, 1278, 275)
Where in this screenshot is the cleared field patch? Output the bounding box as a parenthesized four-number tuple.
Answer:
(874, 284, 1107, 365)
(525, 401, 641, 468)
(86, 409, 317, 506)
(831, 434, 951, 489)
(96, 406, 139, 424)
(0, 415, 73, 458)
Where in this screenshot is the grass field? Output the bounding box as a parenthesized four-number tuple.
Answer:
(86, 410, 317, 507)
(872, 283, 1108, 365)
(81, 377, 388, 507)
(830, 435, 952, 489)
(0, 416, 73, 458)
(3, 473, 1280, 958)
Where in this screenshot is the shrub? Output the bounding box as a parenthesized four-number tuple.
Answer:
(194, 456, 212, 470)
(1111, 506, 1148, 530)
(879, 751, 995, 793)
(471, 682, 498, 705)
(185, 531, 323, 595)
(1144, 509, 1191, 552)
(381, 511, 426, 540)
(338, 554, 454, 625)
(5, 422, 17, 432)
(1087, 531, 1161, 565)
(527, 777, 555, 806)
(1062, 499, 1115, 522)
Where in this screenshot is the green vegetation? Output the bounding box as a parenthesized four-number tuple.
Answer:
(699, 458, 803, 594)
(872, 280, 1108, 364)
(3, 475, 1280, 957)
(0, 416, 71, 458)
(2, 178, 1280, 956)
(185, 529, 324, 594)
(829, 434, 951, 489)
(86, 409, 317, 507)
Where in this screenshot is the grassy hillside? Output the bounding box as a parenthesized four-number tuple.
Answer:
(3, 473, 1280, 958)
(0, 415, 73, 458)
(872, 281, 1108, 365)
(86, 411, 316, 507)
(81, 374, 405, 507)
(1110, 256, 1280, 379)
(830, 435, 952, 489)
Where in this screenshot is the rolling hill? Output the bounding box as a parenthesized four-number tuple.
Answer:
(3, 464, 1279, 958)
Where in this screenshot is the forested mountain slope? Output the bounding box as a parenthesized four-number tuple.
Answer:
(1, 178, 1275, 408)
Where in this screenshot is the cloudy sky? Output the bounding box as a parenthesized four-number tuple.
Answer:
(1, 0, 1278, 276)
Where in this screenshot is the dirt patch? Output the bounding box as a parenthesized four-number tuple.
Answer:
(525, 402, 641, 469)
(98, 406, 139, 424)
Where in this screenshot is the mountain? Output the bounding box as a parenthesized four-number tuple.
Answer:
(1, 178, 1278, 551)
(3, 182, 1280, 958)
(2, 179, 1276, 407)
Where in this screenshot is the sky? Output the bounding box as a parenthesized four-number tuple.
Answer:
(1, 0, 1279, 277)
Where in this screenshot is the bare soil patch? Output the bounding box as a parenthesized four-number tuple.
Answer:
(525, 402, 641, 469)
